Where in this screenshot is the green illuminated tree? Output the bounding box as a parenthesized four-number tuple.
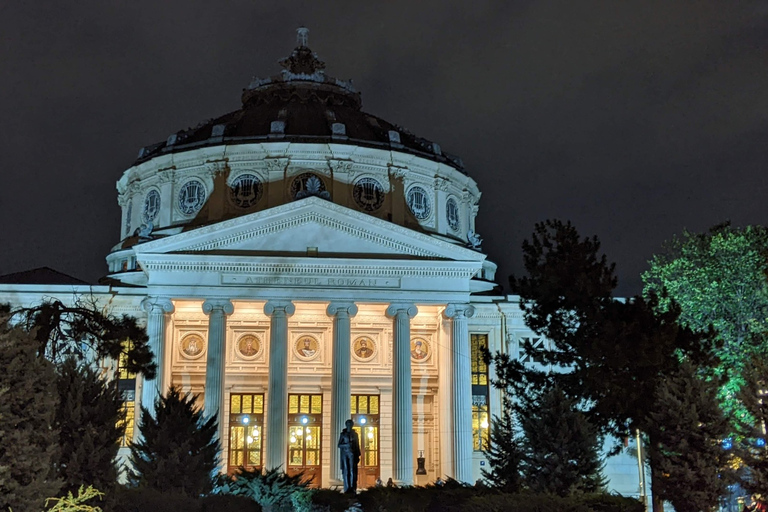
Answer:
(129, 386, 219, 497)
(643, 223, 768, 419)
(0, 306, 62, 512)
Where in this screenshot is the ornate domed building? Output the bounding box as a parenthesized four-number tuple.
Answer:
(0, 29, 642, 493)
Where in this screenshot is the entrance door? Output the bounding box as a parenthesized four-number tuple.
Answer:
(287, 394, 323, 486)
(228, 393, 264, 474)
(352, 395, 380, 488)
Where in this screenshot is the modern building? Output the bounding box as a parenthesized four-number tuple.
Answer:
(0, 29, 643, 494)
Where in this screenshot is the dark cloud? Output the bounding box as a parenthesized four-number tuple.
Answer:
(1, 0, 767, 296)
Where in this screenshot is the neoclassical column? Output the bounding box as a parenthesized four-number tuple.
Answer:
(264, 300, 295, 471)
(327, 301, 358, 485)
(386, 303, 418, 486)
(444, 303, 475, 483)
(202, 299, 234, 425)
(140, 297, 175, 416)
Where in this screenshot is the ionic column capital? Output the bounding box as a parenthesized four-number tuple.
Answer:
(386, 303, 418, 318)
(327, 301, 358, 318)
(141, 297, 175, 314)
(202, 299, 234, 316)
(444, 304, 475, 319)
(264, 300, 295, 317)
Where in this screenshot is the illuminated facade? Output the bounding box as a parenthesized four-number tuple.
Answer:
(0, 30, 643, 493)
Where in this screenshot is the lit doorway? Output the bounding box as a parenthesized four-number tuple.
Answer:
(228, 393, 264, 474)
(351, 394, 380, 488)
(287, 394, 322, 486)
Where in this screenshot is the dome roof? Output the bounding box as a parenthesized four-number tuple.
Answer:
(135, 28, 465, 173)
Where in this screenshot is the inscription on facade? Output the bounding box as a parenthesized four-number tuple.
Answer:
(221, 274, 401, 289)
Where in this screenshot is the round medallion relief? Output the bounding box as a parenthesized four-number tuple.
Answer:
(406, 185, 432, 220)
(290, 173, 329, 200)
(352, 336, 376, 361)
(143, 189, 161, 223)
(229, 173, 263, 208)
(446, 197, 460, 232)
(353, 177, 385, 212)
(294, 335, 320, 360)
(180, 333, 205, 359)
(178, 179, 207, 215)
(410, 337, 431, 362)
(236, 334, 262, 359)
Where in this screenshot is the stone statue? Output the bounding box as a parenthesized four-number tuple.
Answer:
(337, 418, 361, 494)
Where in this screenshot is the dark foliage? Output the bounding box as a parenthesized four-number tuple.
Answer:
(509, 220, 714, 435)
(55, 356, 125, 494)
(519, 385, 605, 496)
(644, 360, 731, 512)
(218, 466, 309, 510)
(506, 220, 721, 511)
(14, 298, 155, 378)
(0, 308, 62, 512)
(735, 355, 768, 494)
(357, 486, 642, 512)
(481, 405, 525, 492)
(128, 386, 219, 497)
(104, 486, 262, 512)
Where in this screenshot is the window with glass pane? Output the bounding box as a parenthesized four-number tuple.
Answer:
(470, 334, 490, 451)
(472, 403, 490, 451)
(470, 334, 488, 386)
(287, 394, 323, 469)
(228, 393, 264, 472)
(119, 401, 135, 447)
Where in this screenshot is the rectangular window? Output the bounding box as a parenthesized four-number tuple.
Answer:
(119, 401, 135, 447)
(470, 334, 490, 451)
(228, 393, 265, 473)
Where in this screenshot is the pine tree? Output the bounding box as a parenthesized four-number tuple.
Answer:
(482, 405, 525, 492)
(55, 357, 125, 494)
(129, 386, 220, 497)
(645, 360, 730, 512)
(519, 384, 605, 496)
(0, 308, 62, 512)
(735, 355, 768, 494)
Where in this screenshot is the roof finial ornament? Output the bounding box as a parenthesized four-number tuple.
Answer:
(297, 26, 309, 47)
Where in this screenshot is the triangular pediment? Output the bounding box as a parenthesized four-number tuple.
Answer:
(134, 197, 485, 262)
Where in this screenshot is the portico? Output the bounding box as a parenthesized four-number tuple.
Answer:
(128, 196, 486, 486)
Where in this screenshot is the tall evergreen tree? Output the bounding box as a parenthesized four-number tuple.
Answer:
(0, 307, 62, 512)
(129, 386, 220, 497)
(482, 403, 525, 492)
(55, 357, 125, 494)
(519, 384, 605, 496)
(734, 355, 768, 494)
(645, 360, 731, 512)
(507, 220, 717, 512)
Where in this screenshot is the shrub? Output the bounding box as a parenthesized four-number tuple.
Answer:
(103, 486, 202, 512)
(200, 493, 262, 512)
(218, 467, 308, 511)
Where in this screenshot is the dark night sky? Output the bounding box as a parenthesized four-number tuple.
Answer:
(1, 1, 767, 296)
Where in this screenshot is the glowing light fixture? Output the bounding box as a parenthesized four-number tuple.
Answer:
(359, 417, 367, 425)
(480, 419, 489, 429)
(301, 416, 309, 424)
(241, 416, 250, 425)
(247, 436, 254, 444)
(367, 431, 374, 439)
(290, 436, 297, 443)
